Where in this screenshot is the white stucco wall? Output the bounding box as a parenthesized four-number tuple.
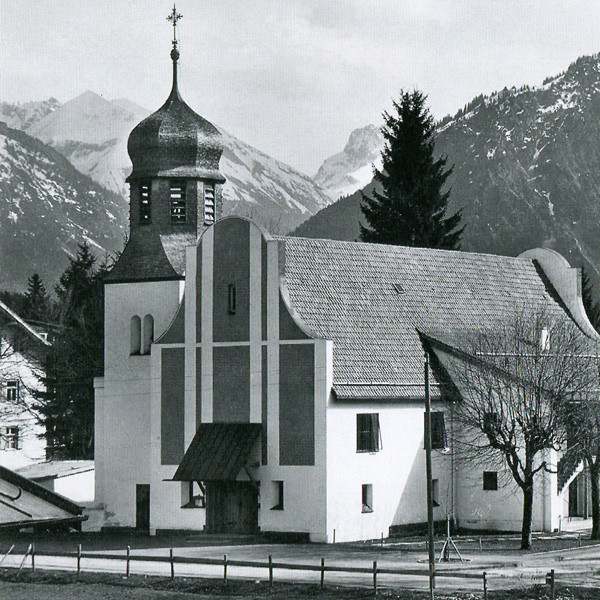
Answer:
(96, 280, 182, 527)
(326, 400, 452, 543)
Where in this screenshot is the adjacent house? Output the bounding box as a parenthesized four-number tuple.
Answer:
(93, 33, 597, 541)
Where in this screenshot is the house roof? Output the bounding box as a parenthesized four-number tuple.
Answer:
(278, 235, 574, 399)
(173, 423, 261, 482)
(16, 460, 94, 481)
(0, 464, 85, 530)
(0, 300, 51, 348)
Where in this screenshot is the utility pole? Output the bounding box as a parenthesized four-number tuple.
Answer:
(424, 352, 436, 598)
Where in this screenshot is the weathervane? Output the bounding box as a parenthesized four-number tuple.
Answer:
(167, 4, 183, 49)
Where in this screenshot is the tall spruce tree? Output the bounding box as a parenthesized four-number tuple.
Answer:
(360, 90, 463, 248)
(23, 273, 49, 322)
(37, 242, 105, 459)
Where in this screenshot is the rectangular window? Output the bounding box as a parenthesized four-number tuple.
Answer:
(182, 481, 205, 508)
(483, 471, 498, 491)
(2, 426, 19, 450)
(483, 411, 500, 433)
(362, 484, 373, 513)
(271, 480, 284, 510)
(204, 184, 215, 224)
(140, 181, 151, 223)
(424, 411, 447, 450)
(170, 181, 186, 223)
(432, 478, 440, 507)
(356, 413, 381, 453)
(5, 380, 19, 403)
(228, 284, 237, 314)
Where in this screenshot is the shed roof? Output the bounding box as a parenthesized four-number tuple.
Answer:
(278, 235, 573, 398)
(16, 460, 94, 481)
(173, 423, 261, 482)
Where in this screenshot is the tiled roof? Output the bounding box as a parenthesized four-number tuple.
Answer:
(278, 236, 572, 398)
(173, 424, 261, 482)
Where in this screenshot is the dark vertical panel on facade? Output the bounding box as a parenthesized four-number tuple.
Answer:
(195, 243, 203, 342)
(261, 238, 268, 341)
(213, 346, 250, 422)
(196, 348, 202, 426)
(279, 344, 315, 465)
(262, 345, 268, 465)
(213, 220, 250, 342)
(161, 348, 185, 465)
(279, 295, 310, 340)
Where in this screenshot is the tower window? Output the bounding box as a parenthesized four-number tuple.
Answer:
(356, 413, 381, 452)
(361, 484, 373, 513)
(140, 181, 151, 223)
(483, 471, 498, 491)
(271, 480, 284, 510)
(130, 316, 141, 355)
(204, 184, 215, 224)
(170, 181, 186, 223)
(142, 314, 154, 355)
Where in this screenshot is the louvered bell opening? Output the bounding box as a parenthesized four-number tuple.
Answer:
(204, 184, 215, 224)
(140, 181, 151, 223)
(170, 181, 186, 223)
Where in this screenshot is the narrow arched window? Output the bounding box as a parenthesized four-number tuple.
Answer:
(130, 316, 141, 355)
(142, 314, 154, 355)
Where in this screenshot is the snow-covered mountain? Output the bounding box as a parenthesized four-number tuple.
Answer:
(0, 123, 127, 291)
(20, 91, 332, 234)
(313, 124, 383, 199)
(295, 54, 600, 291)
(0, 98, 61, 131)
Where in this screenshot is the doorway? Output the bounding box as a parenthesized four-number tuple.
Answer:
(205, 481, 258, 533)
(136, 484, 150, 532)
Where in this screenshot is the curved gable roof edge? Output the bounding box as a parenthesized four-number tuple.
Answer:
(518, 248, 599, 340)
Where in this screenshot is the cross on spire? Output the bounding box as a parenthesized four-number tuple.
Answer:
(167, 4, 183, 49)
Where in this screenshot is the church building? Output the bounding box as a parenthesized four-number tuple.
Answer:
(93, 12, 595, 542)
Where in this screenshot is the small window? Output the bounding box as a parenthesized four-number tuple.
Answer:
(424, 411, 447, 450)
(2, 426, 19, 450)
(130, 316, 141, 355)
(182, 481, 205, 508)
(432, 478, 440, 507)
(228, 284, 237, 314)
(271, 480, 284, 510)
(170, 181, 186, 223)
(356, 413, 381, 453)
(362, 484, 373, 513)
(483, 411, 500, 434)
(5, 380, 19, 403)
(140, 181, 151, 223)
(204, 184, 215, 224)
(142, 315, 154, 355)
(483, 471, 498, 491)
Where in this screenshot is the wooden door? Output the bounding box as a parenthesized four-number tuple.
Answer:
(206, 481, 258, 533)
(136, 484, 150, 532)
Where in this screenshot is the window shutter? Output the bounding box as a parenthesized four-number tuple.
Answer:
(371, 414, 380, 451)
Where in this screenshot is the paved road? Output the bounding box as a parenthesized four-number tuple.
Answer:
(1, 542, 599, 592)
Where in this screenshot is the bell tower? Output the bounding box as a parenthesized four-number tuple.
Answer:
(125, 4, 225, 243)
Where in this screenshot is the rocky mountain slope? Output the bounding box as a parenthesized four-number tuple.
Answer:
(0, 123, 127, 291)
(313, 124, 383, 199)
(0, 98, 60, 131)
(295, 54, 600, 290)
(18, 91, 332, 234)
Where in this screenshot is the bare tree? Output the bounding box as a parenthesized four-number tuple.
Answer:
(430, 311, 598, 550)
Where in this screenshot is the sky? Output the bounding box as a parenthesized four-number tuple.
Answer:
(2, 1, 600, 175)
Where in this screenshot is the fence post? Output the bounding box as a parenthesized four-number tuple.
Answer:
(126, 545, 130, 578)
(31, 543, 35, 571)
(320, 557, 325, 588)
(223, 554, 228, 582)
(170, 548, 174, 580)
(550, 569, 555, 600)
(372, 560, 377, 594)
(483, 572, 488, 600)
(268, 555, 273, 587)
(77, 544, 82, 576)
(578, 532, 582, 548)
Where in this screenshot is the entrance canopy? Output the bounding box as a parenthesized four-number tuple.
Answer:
(173, 423, 261, 482)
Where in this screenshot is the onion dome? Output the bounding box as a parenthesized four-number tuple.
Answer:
(126, 44, 224, 182)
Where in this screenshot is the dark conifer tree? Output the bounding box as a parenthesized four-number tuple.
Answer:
(23, 273, 49, 322)
(360, 90, 463, 249)
(581, 267, 600, 332)
(37, 242, 105, 459)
